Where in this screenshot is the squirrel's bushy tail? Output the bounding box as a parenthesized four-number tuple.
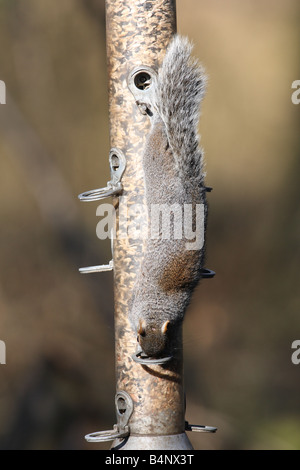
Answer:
(154, 35, 207, 184)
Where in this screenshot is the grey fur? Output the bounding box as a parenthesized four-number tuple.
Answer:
(153, 35, 206, 183)
(129, 35, 207, 359)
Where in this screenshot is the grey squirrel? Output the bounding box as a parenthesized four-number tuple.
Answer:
(129, 35, 207, 360)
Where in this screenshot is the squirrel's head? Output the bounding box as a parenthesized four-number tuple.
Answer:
(137, 319, 170, 358)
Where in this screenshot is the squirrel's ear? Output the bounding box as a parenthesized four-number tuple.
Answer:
(138, 319, 146, 336)
(161, 320, 170, 335)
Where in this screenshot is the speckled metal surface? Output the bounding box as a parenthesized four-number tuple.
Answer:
(105, 0, 189, 443)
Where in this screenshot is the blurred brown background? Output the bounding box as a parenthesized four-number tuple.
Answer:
(0, 0, 299, 450)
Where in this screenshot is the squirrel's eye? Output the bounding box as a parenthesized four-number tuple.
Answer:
(137, 336, 140, 342)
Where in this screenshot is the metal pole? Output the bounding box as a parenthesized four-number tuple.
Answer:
(105, 0, 193, 450)
(82, 0, 216, 450)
